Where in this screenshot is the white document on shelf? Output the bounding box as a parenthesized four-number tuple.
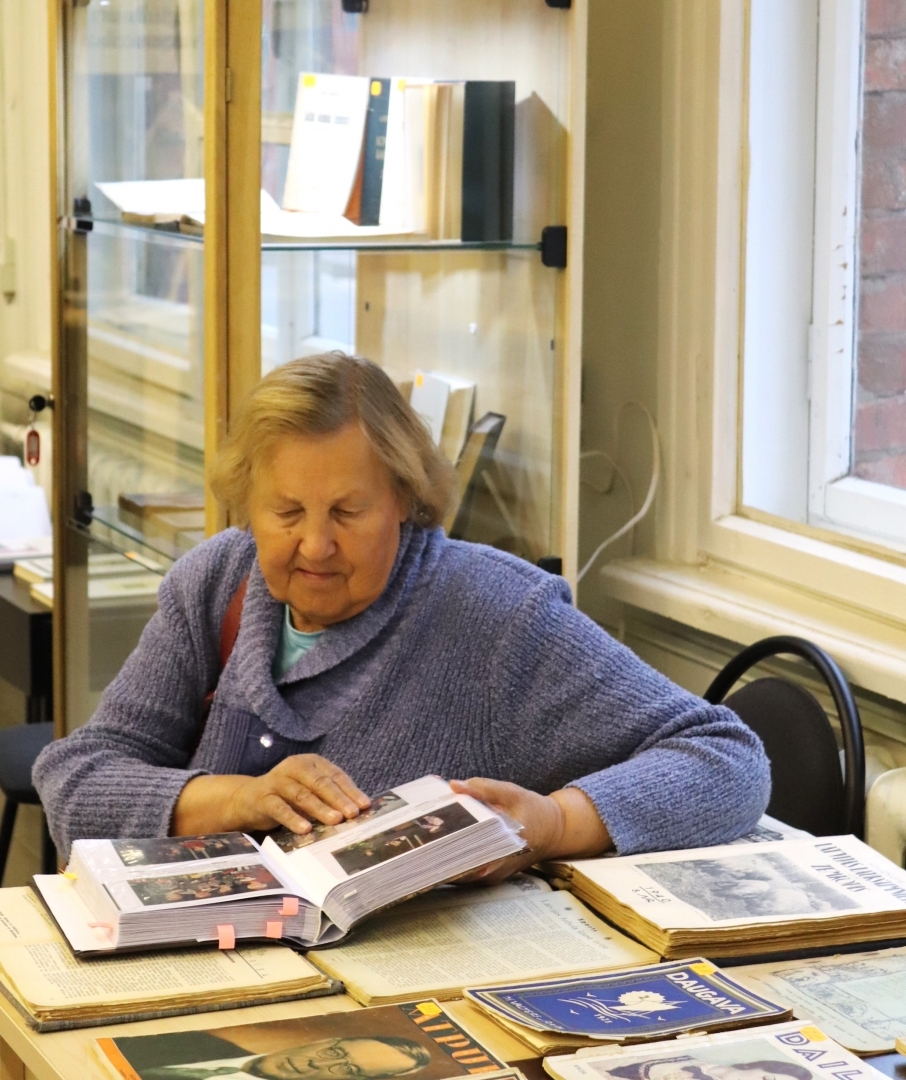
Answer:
(94, 178, 206, 219)
(282, 73, 370, 216)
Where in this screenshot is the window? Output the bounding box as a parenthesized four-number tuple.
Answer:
(741, 0, 906, 554)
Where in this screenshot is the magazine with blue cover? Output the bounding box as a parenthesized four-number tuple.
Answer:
(465, 959, 790, 1047)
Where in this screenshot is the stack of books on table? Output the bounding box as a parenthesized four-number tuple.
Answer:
(546, 834, 906, 960)
(0, 886, 333, 1031)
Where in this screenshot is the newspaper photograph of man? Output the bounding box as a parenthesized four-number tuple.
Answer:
(97, 1000, 506, 1080)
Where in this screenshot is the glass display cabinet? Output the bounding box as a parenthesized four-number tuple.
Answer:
(51, 0, 587, 735)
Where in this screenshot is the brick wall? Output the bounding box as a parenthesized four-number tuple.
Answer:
(855, 0, 906, 487)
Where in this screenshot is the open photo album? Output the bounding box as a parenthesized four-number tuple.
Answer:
(33, 776, 526, 955)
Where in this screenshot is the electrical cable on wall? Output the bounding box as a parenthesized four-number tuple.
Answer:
(577, 402, 660, 584)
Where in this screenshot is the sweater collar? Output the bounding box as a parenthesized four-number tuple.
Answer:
(222, 522, 430, 735)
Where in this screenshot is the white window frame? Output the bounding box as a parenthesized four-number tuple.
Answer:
(805, 0, 906, 551)
(598, 0, 906, 704)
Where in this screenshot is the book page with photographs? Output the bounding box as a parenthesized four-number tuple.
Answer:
(69, 834, 293, 915)
(542, 1021, 887, 1080)
(309, 890, 657, 1005)
(732, 946, 906, 1054)
(262, 776, 516, 907)
(560, 837, 906, 930)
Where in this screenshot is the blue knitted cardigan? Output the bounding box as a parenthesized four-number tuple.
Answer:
(34, 524, 770, 857)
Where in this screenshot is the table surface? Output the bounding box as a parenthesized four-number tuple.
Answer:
(0, 979, 901, 1080)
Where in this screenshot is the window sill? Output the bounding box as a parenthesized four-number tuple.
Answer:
(599, 553, 906, 704)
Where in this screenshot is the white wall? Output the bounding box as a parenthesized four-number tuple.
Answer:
(0, 0, 52, 388)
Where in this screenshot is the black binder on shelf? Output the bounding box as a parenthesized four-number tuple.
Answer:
(462, 81, 515, 242)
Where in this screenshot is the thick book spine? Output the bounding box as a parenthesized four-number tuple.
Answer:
(461, 81, 516, 242)
(360, 78, 391, 226)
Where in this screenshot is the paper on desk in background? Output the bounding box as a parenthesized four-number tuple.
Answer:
(0, 457, 50, 542)
(732, 945, 906, 1055)
(732, 814, 812, 844)
(0, 534, 51, 572)
(0, 886, 332, 1030)
(543, 1021, 888, 1080)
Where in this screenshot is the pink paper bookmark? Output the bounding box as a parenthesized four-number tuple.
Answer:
(280, 897, 299, 916)
(265, 921, 284, 939)
(216, 924, 236, 950)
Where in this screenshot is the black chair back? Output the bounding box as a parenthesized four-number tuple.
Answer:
(722, 678, 844, 836)
(704, 635, 864, 838)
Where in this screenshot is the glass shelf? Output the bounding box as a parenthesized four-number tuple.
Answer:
(85, 504, 202, 571)
(70, 216, 544, 254)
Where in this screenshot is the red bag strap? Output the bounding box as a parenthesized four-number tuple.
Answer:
(219, 575, 249, 672)
(199, 575, 249, 728)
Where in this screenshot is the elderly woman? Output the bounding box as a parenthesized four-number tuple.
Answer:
(34, 352, 770, 870)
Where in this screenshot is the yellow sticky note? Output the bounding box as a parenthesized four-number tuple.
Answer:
(415, 373, 424, 387)
(371, 80, 383, 96)
(799, 1026, 825, 1043)
(398, 79, 407, 91)
(690, 961, 716, 975)
(416, 1002, 442, 1018)
(303, 74, 317, 87)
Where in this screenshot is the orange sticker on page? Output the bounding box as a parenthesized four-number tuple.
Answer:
(216, 924, 236, 950)
(266, 921, 284, 939)
(799, 1027, 826, 1043)
(280, 897, 299, 916)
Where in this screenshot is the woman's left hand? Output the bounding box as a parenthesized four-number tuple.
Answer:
(449, 778, 613, 884)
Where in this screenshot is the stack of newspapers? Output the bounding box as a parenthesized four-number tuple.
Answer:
(547, 835, 906, 959)
(34, 776, 526, 954)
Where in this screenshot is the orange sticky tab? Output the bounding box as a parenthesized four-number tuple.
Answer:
(280, 897, 299, 916)
(217, 924, 236, 950)
(266, 921, 284, 939)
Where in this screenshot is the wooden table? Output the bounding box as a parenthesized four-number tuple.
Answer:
(0, 983, 540, 1080)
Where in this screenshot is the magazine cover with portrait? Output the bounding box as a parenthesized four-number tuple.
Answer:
(543, 1022, 886, 1080)
(97, 1000, 506, 1080)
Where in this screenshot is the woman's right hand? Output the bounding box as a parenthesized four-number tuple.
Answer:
(171, 755, 371, 836)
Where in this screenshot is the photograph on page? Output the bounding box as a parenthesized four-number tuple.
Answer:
(112, 834, 259, 867)
(271, 790, 409, 853)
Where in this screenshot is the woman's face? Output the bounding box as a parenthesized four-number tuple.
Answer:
(248, 424, 408, 632)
